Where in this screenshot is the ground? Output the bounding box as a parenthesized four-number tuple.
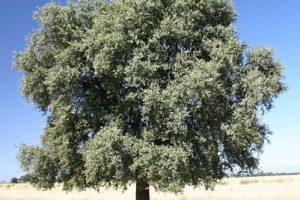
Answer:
(1, 175, 300, 200)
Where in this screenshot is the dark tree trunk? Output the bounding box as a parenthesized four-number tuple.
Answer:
(136, 180, 150, 200)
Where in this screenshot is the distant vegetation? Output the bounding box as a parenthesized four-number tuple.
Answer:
(10, 177, 18, 184)
(8, 174, 32, 184)
(231, 171, 300, 178)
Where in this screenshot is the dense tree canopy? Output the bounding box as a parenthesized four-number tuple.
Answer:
(15, 0, 285, 199)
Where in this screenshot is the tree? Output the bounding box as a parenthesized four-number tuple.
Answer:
(18, 174, 32, 183)
(10, 177, 18, 184)
(15, 0, 286, 200)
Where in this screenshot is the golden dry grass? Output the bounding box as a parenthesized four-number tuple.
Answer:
(1, 175, 300, 200)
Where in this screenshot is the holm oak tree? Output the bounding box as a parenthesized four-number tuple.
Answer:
(15, 0, 285, 200)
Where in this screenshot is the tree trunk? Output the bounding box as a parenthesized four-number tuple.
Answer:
(136, 180, 150, 200)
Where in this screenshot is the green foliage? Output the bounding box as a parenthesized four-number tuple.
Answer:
(18, 174, 32, 183)
(10, 177, 18, 184)
(17, 145, 57, 189)
(15, 0, 286, 193)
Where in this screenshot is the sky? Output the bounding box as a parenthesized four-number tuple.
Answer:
(0, 0, 299, 182)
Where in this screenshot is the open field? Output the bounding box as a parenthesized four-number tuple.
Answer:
(1, 175, 300, 200)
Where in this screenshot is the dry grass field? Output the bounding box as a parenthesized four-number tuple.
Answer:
(1, 175, 300, 200)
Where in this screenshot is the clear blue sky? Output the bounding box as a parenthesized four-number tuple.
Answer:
(0, 0, 299, 182)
